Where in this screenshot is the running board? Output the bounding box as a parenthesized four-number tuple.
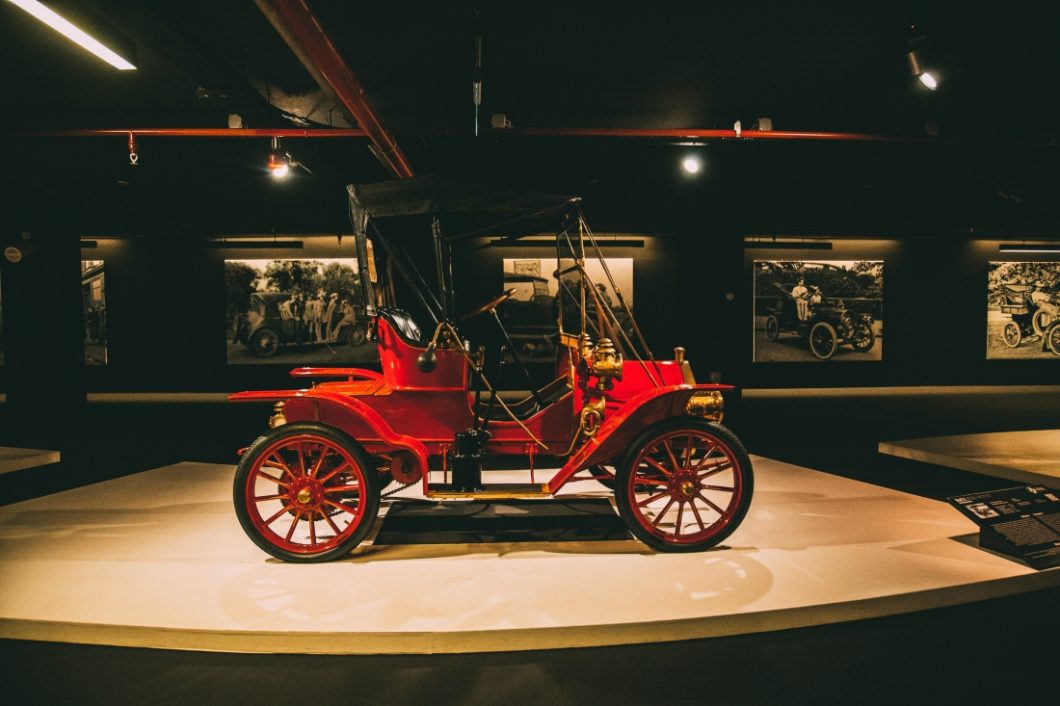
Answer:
(426, 483, 552, 500)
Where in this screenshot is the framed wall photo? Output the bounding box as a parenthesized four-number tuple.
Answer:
(753, 260, 884, 363)
(82, 260, 107, 365)
(986, 261, 1060, 359)
(499, 257, 633, 361)
(225, 258, 379, 365)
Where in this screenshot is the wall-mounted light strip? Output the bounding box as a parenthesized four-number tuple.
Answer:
(745, 237, 832, 250)
(6, 0, 136, 70)
(205, 240, 304, 250)
(488, 238, 644, 248)
(998, 244, 1060, 254)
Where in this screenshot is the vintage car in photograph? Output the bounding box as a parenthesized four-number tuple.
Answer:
(228, 176, 754, 562)
(764, 272, 876, 360)
(233, 291, 369, 358)
(999, 282, 1060, 355)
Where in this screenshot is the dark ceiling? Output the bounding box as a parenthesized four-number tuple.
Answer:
(2, 1, 1059, 236)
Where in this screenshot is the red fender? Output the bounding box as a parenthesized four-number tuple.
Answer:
(549, 384, 732, 493)
(228, 388, 429, 479)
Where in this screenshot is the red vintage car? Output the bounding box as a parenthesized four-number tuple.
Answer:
(229, 176, 754, 562)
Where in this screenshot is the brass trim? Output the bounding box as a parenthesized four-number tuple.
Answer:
(268, 401, 287, 428)
(686, 391, 724, 422)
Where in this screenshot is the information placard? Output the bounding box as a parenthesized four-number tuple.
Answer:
(949, 485, 1060, 570)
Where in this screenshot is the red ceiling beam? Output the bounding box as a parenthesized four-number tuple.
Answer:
(254, 0, 414, 179)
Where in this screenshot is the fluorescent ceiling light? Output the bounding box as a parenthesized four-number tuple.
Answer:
(7, 0, 136, 70)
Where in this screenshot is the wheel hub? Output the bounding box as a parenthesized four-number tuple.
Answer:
(288, 477, 323, 510)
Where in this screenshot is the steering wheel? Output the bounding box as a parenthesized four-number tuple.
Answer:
(459, 288, 516, 322)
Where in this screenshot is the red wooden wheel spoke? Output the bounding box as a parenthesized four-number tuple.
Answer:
(254, 492, 287, 501)
(284, 512, 301, 541)
(643, 456, 673, 477)
(308, 511, 317, 545)
(636, 489, 671, 507)
(266, 453, 295, 478)
(634, 477, 668, 487)
(295, 442, 307, 477)
(696, 491, 726, 515)
(682, 435, 695, 468)
(662, 440, 680, 471)
(317, 462, 350, 484)
(254, 469, 289, 488)
(651, 497, 676, 527)
(693, 441, 719, 470)
(309, 445, 331, 478)
(702, 484, 734, 492)
(674, 502, 685, 537)
(698, 460, 732, 479)
(323, 484, 361, 495)
(323, 499, 359, 516)
(263, 504, 292, 526)
(322, 510, 343, 536)
(689, 500, 708, 531)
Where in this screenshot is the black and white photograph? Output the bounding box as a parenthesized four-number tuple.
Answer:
(753, 260, 884, 362)
(82, 260, 107, 365)
(498, 257, 634, 360)
(987, 261, 1060, 359)
(225, 258, 377, 365)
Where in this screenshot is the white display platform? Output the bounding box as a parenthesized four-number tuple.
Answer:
(0, 457, 1057, 655)
(879, 430, 1060, 489)
(0, 447, 61, 476)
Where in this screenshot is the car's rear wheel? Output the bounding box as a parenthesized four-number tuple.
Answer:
(614, 419, 753, 552)
(1002, 321, 1022, 348)
(765, 315, 780, 342)
(808, 321, 838, 359)
(249, 328, 281, 358)
(233, 422, 380, 562)
(347, 323, 368, 347)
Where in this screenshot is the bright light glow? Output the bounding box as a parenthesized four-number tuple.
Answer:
(918, 71, 939, 90)
(269, 163, 290, 179)
(682, 156, 702, 174)
(7, 0, 136, 70)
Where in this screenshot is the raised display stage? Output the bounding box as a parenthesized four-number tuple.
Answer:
(1, 456, 1058, 655)
(879, 429, 1060, 489)
(0, 447, 61, 476)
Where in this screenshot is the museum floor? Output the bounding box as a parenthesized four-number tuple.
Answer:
(1, 386, 1058, 704)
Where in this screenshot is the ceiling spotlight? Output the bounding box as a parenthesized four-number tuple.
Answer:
(6, 0, 136, 70)
(681, 155, 702, 175)
(267, 136, 291, 179)
(918, 71, 939, 90)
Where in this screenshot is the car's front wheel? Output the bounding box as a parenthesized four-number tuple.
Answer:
(808, 321, 838, 359)
(1046, 323, 1060, 356)
(249, 328, 281, 357)
(850, 322, 875, 352)
(233, 422, 380, 562)
(1002, 321, 1022, 348)
(347, 323, 369, 347)
(614, 419, 753, 552)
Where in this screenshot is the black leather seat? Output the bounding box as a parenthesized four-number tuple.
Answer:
(377, 308, 425, 346)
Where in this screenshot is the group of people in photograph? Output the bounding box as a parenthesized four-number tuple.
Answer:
(789, 277, 824, 321)
(278, 289, 358, 344)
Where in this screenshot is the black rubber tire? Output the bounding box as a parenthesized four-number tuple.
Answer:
(765, 315, 780, 342)
(1047, 323, 1060, 356)
(233, 422, 380, 563)
(614, 418, 754, 553)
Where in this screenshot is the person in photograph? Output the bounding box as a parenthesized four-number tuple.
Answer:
(305, 290, 322, 342)
(791, 277, 810, 320)
(324, 292, 339, 341)
(1031, 282, 1057, 351)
